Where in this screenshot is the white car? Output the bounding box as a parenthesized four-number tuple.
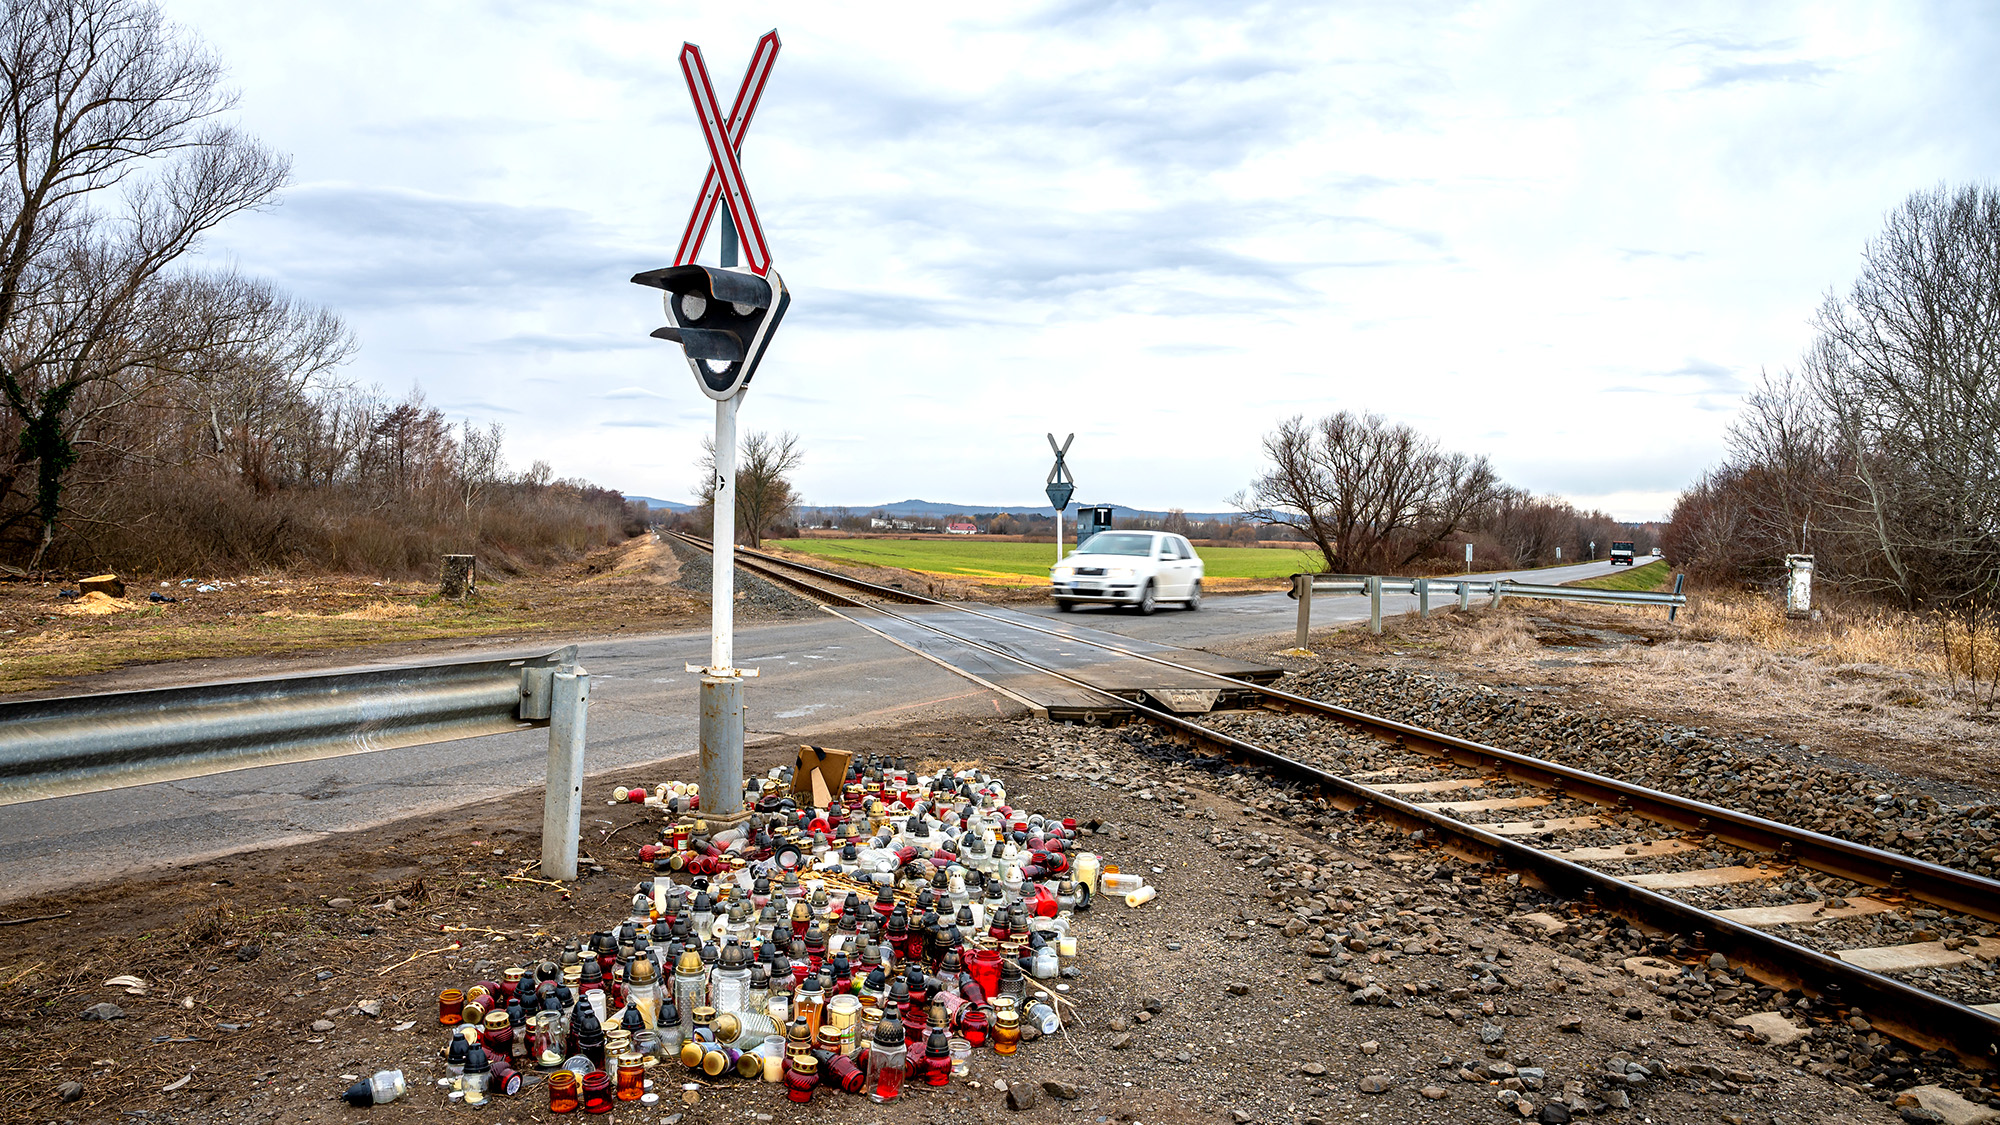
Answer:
(1049, 530, 1204, 614)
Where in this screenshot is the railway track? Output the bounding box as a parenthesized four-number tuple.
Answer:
(673, 532, 2000, 1067)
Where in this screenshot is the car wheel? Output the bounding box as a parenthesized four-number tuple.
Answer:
(1135, 581, 1156, 615)
(1184, 580, 1200, 611)
(1055, 598, 1075, 612)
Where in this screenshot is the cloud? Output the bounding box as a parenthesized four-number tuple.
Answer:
(1617, 248, 1704, 262)
(1695, 59, 1834, 89)
(602, 386, 673, 400)
(1644, 359, 1746, 396)
(229, 184, 644, 311)
(436, 399, 522, 416)
(476, 332, 654, 354)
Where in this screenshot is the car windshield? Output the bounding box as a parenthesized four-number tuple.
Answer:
(1076, 532, 1153, 556)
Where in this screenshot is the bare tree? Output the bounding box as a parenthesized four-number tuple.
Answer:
(0, 0, 289, 566)
(1808, 183, 2000, 606)
(1236, 411, 1499, 573)
(698, 429, 803, 549)
(457, 420, 505, 514)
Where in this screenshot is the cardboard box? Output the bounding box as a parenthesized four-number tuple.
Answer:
(790, 745, 852, 810)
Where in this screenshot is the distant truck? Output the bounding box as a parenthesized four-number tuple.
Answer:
(1610, 541, 1636, 566)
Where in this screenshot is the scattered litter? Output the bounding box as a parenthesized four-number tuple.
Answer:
(148, 592, 178, 604)
(342, 1070, 407, 1107)
(104, 975, 147, 995)
(161, 1074, 191, 1093)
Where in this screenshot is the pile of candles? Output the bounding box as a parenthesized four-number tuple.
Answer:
(425, 760, 1108, 1111)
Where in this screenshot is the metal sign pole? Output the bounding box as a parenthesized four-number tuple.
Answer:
(698, 200, 747, 822)
(700, 389, 745, 820)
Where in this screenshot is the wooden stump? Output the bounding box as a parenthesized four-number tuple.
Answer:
(440, 555, 476, 600)
(79, 574, 125, 598)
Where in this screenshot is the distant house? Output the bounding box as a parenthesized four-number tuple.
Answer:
(946, 522, 977, 535)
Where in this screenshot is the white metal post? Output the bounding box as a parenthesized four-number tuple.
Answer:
(541, 666, 590, 881)
(700, 393, 746, 820)
(711, 395, 738, 672)
(1417, 577, 1431, 619)
(1367, 575, 1383, 635)
(1295, 573, 1311, 649)
(1056, 508, 1063, 567)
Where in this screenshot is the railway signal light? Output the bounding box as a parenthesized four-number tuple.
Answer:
(631, 264, 791, 401)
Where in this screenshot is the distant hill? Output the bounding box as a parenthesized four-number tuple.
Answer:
(809, 499, 1241, 522)
(626, 494, 696, 513)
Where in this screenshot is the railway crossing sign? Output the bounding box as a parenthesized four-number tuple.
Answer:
(1045, 432, 1075, 511)
(631, 31, 790, 402)
(624, 30, 796, 825)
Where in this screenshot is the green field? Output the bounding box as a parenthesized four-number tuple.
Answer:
(1572, 558, 1674, 591)
(771, 537, 1323, 586)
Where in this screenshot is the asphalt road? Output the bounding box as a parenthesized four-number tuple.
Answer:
(0, 555, 1658, 900)
(1012, 555, 1655, 644)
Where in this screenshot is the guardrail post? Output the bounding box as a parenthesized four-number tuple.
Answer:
(1458, 581, 1471, 611)
(1669, 572, 1687, 622)
(1294, 573, 1311, 650)
(1416, 577, 1431, 620)
(1367, 575, 1383, 635)
(541, 665, 590, 881)
(1490, 580, 1504, 609)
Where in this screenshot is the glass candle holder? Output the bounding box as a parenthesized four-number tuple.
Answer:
(949, 1037, 971, 1077)
(545, 1069, 579, 1114)
(581, 1070, 614, 1115)
(965, 949, 1002, 998)
(827, 994, 861, 1032)
(784, 1055, 818, 1104)
(760, 1035, 787, 1083)
(439, 988, 466, 1025)
(615, 1051, 646, 1100)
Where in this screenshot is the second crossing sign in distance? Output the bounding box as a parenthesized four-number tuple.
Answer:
(1046, 432, 1074, 511)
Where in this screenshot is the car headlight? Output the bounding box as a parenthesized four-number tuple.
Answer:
(1052, 567, 1073, 579)
(1108, 568, 1135, 580)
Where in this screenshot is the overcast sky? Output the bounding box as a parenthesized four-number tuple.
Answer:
(168, 0, 1999, 520)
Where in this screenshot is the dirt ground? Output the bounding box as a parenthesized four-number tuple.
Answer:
(7, 707, 1992, 1125)
(0, 536, 796, 698)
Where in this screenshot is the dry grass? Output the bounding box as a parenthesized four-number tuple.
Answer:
(0, 537, 712, 696)
(1309, 587, 2000, 793)
(1679, 588, 2000, 706)
(330, 600, 425, 621)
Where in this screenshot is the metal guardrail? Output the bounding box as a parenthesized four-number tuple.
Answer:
(1288, 571, 1688, 645)
(0, 645, 594, 880)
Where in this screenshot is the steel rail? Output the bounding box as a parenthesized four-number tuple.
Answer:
(683, 534, 2000, 1065)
